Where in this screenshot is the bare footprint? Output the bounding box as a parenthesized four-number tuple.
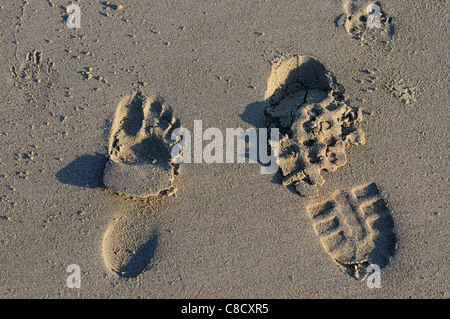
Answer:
(338, 1, 393, 44)
(11, 50, 56, 103)
(103, 91, 181, 198)
(265, 54, 365, 197)
(307, 183, 396, 279)
(102, 92, 181, 279)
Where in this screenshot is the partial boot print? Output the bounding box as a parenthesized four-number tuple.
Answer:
(307, 183, 396, 280)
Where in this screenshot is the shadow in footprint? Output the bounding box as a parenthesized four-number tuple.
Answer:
(240, 101, 296, 190)
(240, 101, 284, 186)
(56, 153, 107, 188)
(334, 13, 345, 28)
(239, 101, 266, 128)
(114, 234, 158, 279)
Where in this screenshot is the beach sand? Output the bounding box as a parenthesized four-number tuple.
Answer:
(0, 0, 448, 298)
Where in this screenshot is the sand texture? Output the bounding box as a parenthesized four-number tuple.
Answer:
(0, 0, 448, 298)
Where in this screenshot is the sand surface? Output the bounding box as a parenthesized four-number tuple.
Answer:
(0, 0, 448, 298)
